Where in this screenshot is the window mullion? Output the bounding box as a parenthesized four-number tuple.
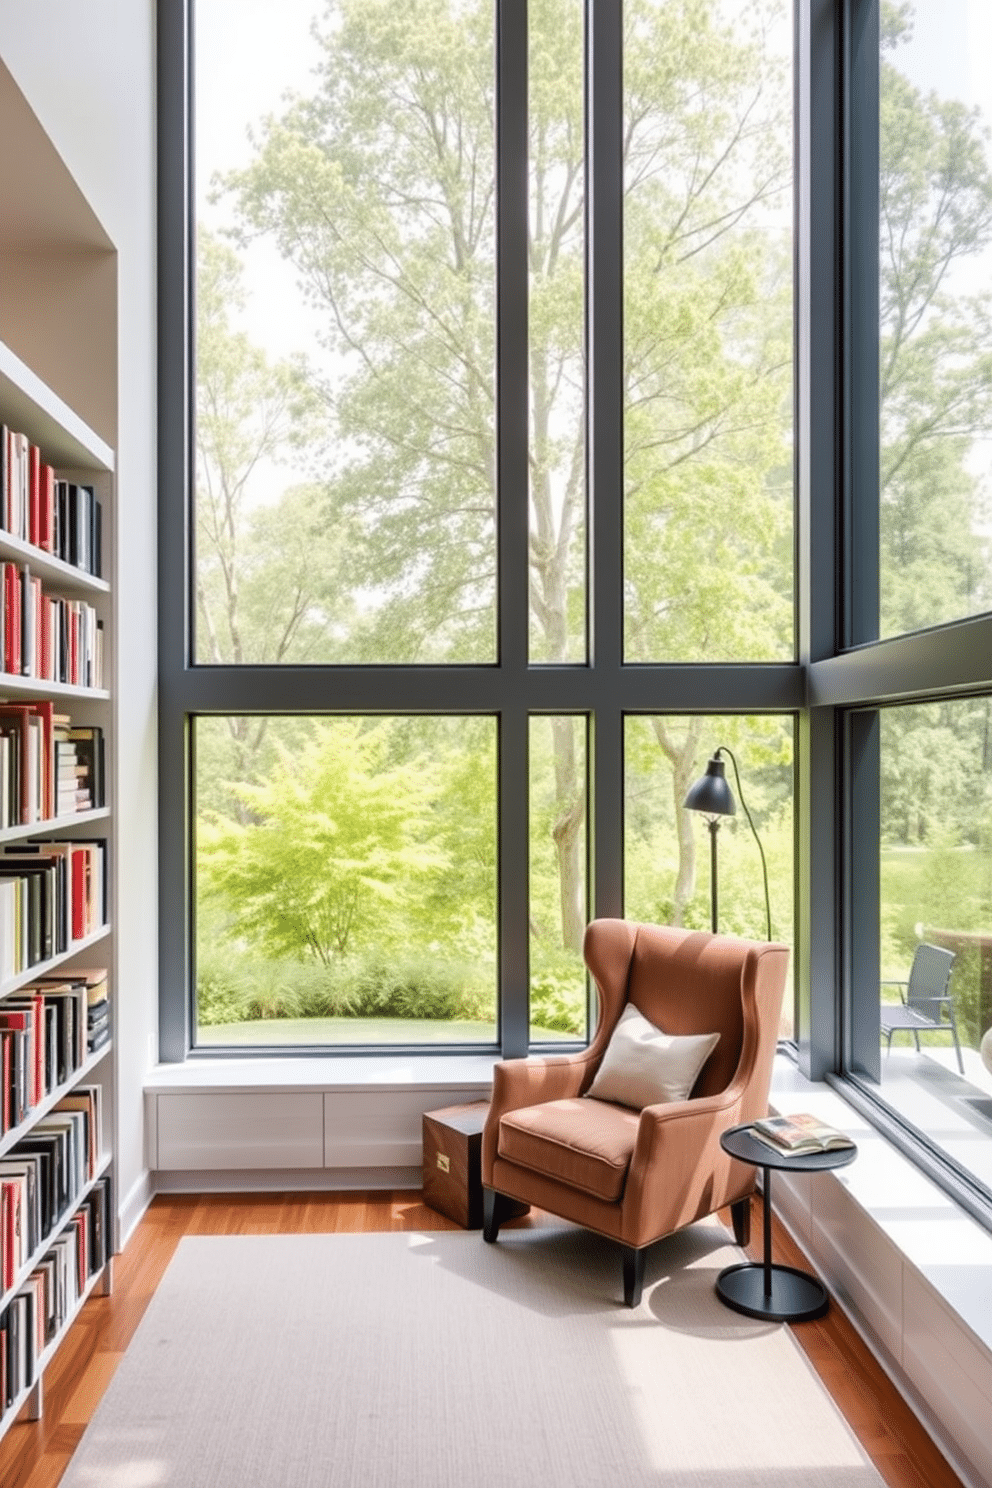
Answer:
(497, 0, 530, 1055)
(587, 0, 623, 920)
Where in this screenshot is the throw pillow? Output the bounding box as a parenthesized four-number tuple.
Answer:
(586, 1004, 720, 1110)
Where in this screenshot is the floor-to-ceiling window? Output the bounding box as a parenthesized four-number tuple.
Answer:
(160, 0, 798, 1058)
(830, 0, 992, 1219)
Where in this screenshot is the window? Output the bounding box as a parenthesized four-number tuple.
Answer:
(878, 3, 992, 640)
(194, 715, 498, 1046)
(161, 0, 798, 1060)
(831, 0, 992, 1220)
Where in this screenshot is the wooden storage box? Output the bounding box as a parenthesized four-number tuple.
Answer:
(422, 1101, 528, 1230)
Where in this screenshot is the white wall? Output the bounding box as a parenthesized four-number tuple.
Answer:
(0, 2, 158, 1239)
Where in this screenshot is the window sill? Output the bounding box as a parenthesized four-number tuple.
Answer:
(144, 1051, 501, 1095)
(769, 1056, 992, 1487)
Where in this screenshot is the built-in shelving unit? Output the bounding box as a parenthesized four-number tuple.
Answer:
(0, 331, 114, 1439)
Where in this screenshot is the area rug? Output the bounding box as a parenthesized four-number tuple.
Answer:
(61, 1222, 885, 1487)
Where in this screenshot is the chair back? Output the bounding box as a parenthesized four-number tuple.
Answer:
(583, 920, 789, 1103)
(907, 942, 955, 1020)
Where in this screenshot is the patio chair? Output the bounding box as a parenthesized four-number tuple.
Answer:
(880, 943, 963, 1074)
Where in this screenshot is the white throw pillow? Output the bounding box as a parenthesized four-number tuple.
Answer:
(586, 1004, 720, 1110)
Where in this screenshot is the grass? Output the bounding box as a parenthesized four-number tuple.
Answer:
(196, 1016, 575, 1045)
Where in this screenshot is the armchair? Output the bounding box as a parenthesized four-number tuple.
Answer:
(482, 920, 790, 1306)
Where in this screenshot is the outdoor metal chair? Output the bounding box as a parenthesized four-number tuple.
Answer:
(880, 943, 963, 1074)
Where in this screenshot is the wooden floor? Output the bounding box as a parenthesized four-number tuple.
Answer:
(0, 1190, 966, 1488)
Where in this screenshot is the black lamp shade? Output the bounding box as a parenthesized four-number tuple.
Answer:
(683, 754, 737, 818)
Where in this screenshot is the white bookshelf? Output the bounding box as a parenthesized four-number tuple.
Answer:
(0, 333, 115, 1439)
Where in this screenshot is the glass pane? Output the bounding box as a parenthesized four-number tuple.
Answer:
(622, 0, 794, 662)
(529, 0, 586, 663)
(880, 6, 992, 637)
(194, 716, 497, 1046)
(194, 1, 497, 665)
(624, 715, 795, 1039)
(530, 716, 587, 1043)
(878, 699, 992, 1196)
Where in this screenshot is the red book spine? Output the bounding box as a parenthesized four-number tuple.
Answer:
(72, 847, 87, 939)
(14, 569, 22, 675)
(40, 598, 53, 688)
(35, 577, 43, 681)
(32, 996, 44, 1106)
(2, 564, 13, 674)
(28, 444, 41, 547)
(2, 1185, 13, 1288)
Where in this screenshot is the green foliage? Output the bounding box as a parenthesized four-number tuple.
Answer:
(880, 840, 992, 1046)
(198, 718, 453, 964)
(879, 35, 992, 636)
(197, 943, 494, 1026)
(529, 954, 587, 1037)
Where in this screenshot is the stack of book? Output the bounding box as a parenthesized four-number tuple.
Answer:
(1, 425, 103, 577)
(0, 973, 108, 1136)
(81, 971, 109, 1055)
(0, 840, 107, 983)
(0, 564, 104, 688)
(0, 1086, 102, 1295)
(0, 702, 105, 827)
(0, 1170, 110, 1418)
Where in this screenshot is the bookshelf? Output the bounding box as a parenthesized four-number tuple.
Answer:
(0, 333, 114, 1439)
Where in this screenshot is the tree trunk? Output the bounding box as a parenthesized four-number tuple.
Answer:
(551, 715, 584, 953)
(652, 716, 704, 926)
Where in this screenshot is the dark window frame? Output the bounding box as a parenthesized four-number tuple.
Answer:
(158, 0, 807, 1065)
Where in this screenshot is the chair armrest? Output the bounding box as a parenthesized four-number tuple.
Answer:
(482, 1052, 598, 1182)
(880, 980, 908, 1003)
(620, 1089, 746, 1245)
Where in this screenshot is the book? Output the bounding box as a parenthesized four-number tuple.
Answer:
(750, 1113, 855, 1157)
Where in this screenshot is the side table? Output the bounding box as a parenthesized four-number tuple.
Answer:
(717, 1121, 856, 1322)
(422, 1102, 529, 1230)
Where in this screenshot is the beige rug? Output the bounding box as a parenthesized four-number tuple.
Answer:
(62, 1223, 885, 1487)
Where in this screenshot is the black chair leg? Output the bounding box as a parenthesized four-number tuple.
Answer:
(482, 1187, 510, 1243)
(621, 1245, 646, 1308)
(730, 1196, 751, 1247)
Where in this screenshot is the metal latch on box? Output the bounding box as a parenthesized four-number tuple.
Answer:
(436, 1153, 450, 1173)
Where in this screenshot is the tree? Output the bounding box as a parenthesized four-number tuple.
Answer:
(879, 4, 992, 639)
(877, 5, 992, 851)
(198, 718, 450, 963)
(221, 0, 795, 944)
(195, 230, 358, 811)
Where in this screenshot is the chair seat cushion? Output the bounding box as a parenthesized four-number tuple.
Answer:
(497, 1097, 640, 1203)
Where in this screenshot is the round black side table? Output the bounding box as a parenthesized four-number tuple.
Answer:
(717, 1121, 856, 1323)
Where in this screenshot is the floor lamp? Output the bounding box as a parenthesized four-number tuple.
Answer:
(683, 747, 772, 940)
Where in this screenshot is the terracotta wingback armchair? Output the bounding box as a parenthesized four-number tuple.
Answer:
(482, 920, 789, 1305)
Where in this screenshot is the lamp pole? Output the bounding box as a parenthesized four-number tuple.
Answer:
(707, 817, 720, 933)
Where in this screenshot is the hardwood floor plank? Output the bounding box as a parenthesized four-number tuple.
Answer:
(0, 1189, 967, 1488)
(60, 1353, 125, 1427)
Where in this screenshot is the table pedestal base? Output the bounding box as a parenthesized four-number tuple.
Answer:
(716, 1261, 829, 1323)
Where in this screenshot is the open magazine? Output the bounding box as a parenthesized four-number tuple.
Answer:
(750, 1113, 855, 1157)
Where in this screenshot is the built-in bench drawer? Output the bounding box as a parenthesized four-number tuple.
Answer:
(156, 1092, 324, 1169)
